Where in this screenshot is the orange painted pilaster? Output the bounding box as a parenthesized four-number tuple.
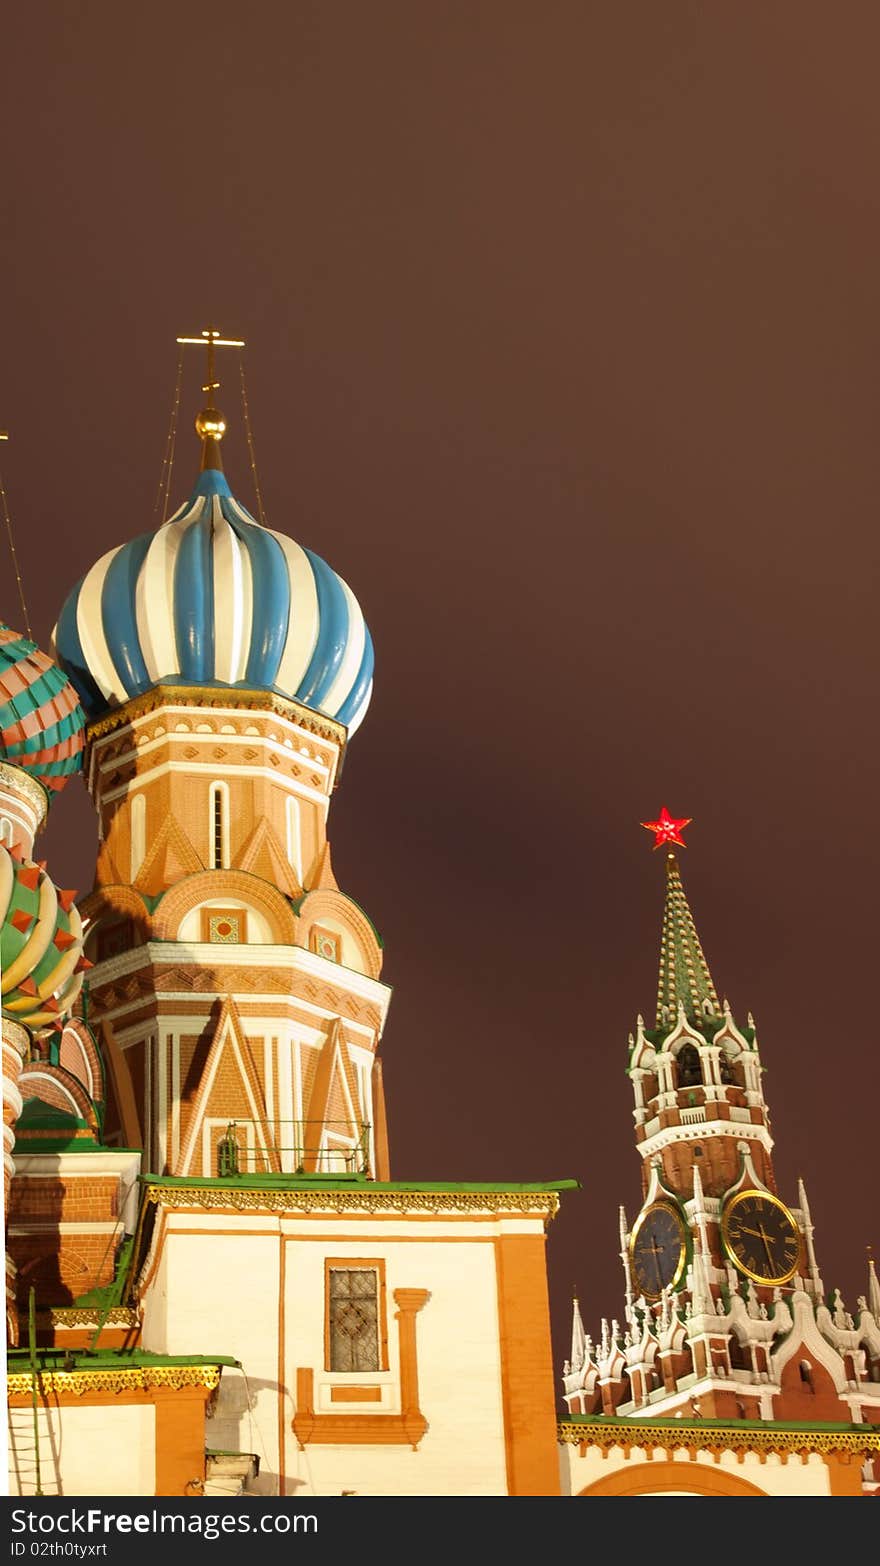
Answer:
(494, 1234, 560, 1495)
(823, 1452, 864, 1496)
(154, 1387, 209, 1496)
(394, 1287, 429, 1446)
(373, 1059, 391, 1181)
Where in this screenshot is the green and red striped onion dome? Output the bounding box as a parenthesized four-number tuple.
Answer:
(0, 623, 85, 793)
(0, 847, 87, 1028)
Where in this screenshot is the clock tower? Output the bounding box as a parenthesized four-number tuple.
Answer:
(561, 811, 880, 1496)
(626, 814, 798, 1299)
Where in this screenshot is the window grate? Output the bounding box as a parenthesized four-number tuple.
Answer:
(329, 1268, 379, 1372)
(212, 789, 224, 869)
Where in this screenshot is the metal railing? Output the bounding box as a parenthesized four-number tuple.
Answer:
(216, 1119, 372, 1178)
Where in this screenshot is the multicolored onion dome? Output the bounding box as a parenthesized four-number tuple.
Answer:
(0, 624, 85, 792)
(52, 467, 375, 736)
(0, 847, 85, 1028)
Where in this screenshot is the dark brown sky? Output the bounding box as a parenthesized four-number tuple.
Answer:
(3, 5, 878, 1384)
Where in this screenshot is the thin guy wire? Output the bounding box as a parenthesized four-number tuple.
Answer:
(152, 345, 185, 526)
(239, 357, 266, 523)
(0, 459, 33, 638)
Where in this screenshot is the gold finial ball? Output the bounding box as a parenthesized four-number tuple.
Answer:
(195, 406, 226, 441)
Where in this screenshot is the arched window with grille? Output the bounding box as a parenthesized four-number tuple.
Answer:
(209, 782, 230, 869)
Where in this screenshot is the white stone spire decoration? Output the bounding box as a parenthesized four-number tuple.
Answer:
(689, 1241, 714, 1318)
(868, 1251, 880, 1322)
(570, 1295, 586, 1374)
(797, 1176, 824, 1298)
(619, 1205, 635, 1325)
(600, 1317, 611, 1359)
(688, 1187, 715, 1321)
(692, 1162, 711, 1270)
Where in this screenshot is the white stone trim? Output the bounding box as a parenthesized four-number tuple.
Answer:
(170, 1032, 180, 1168)
(99, 756, 331, 811)
(92, 703, 337, 781)
(639, 1119, 773, 1161)
(157, 1035, 167, 1173)
(277, 1037, 294, 1170)
(8, 1221, 120, 1236)
(90, 942, 390, 1011)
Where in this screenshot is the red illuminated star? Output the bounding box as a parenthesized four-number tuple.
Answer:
(641, 806, 692, 850)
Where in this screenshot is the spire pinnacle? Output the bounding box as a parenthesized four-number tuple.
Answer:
(868, 1248, 880, 1321)
(655, 848, 720, 1028)
(570, 1293, 586, 1372)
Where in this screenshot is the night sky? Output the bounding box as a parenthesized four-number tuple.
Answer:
(3, 6, 877, 1389)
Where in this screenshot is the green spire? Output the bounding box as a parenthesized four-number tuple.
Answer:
(655, 851, 720, 1027)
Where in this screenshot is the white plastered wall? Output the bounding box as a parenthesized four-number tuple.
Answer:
(138, 1209, 526, 1496)
(7, 1402, 155, 1496)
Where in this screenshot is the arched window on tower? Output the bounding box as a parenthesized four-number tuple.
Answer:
(130, 793, 146, 880)
(209, 782, 230, 869)
(676, 1043, 703, 1088)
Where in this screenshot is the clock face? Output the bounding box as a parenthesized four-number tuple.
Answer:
(721, 1190, 801, 1285)
(630, 1201, 688, 1300)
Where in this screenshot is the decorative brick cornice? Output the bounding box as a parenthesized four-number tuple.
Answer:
(86, 685, 347, 751)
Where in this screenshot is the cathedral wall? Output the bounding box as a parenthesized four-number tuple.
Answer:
(136, 1205, 556, 1496)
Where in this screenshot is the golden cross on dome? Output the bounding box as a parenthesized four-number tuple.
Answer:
(176, 327, 245, 404)
(641, 806, 692, 850)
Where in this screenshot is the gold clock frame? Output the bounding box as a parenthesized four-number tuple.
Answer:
(721, 1188, 801, 1287)
(629, 1200, 688, 1299)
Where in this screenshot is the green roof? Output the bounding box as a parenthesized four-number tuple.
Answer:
(8, 1349, 239, 1373)
(141, 1174, 579, 1194)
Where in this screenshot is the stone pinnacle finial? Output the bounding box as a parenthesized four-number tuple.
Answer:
(570, 1292, 586, 1373)
(868, 1248, 880, 1321)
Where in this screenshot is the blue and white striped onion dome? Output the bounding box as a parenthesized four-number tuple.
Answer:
(51, 468, 374, 735)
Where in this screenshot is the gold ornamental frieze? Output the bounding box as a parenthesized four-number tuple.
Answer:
(144, 1183, 561, 1223)
(43, 1306, 139, 1328)
(557, 1419, 880, 1458)
(7, 1364, 221, 1399)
